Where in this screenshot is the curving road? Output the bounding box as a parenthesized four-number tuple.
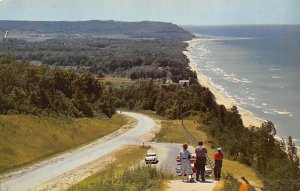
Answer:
(0, 112, 155, 191)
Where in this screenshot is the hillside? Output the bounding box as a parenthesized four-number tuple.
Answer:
(0, 114, 128, 173)
(0, 57, 117, 117)
(0, 20, 194, 40)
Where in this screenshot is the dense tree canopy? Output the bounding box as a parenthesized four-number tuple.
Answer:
(0, 56, 115, 117)
(0, 38, 196, 83)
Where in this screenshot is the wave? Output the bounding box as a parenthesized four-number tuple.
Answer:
(269, 68, 281, 71)
(238, 100, 249, 105)
(293, 138, 300, 142)
(224, 73, 236, 77)
(214, 70, 252, 84)
(274, 110, 293, 116)
(263, 110, 274, 114)
(210, 81, 225, 92)
(276, 111, 291, 115)
(263, 108, 293, 117)
(249, 103, 262, 109)
(224, 74, 252, 84)
(247, 96, 255, 101)
(272, 76, 282, 79)
(195, 35, 254, 41)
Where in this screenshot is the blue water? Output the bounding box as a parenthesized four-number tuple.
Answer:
(184, 25, 300, 145)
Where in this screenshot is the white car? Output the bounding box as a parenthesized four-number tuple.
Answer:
(145, 152, 159, 164)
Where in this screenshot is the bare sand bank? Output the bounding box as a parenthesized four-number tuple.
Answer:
(183, 38, 264, 128)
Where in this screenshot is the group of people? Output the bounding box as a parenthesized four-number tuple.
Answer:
(180, 141, 251, 190)
(179, 141, 223, 182)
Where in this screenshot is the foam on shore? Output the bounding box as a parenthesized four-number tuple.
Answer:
(183, 38, 265, 128)
(184, 38, 300, 157)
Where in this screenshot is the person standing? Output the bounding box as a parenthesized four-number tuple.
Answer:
(195, 141, 207, 182)
(179, 143, 194, 182)
(214, 148, 224, 181)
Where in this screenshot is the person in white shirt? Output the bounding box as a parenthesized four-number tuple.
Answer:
(179, 143, 194, 182)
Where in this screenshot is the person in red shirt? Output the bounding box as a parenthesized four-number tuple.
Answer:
(214, 148, 223, 181)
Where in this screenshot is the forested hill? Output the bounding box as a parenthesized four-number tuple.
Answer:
(0, 20, 193, 40)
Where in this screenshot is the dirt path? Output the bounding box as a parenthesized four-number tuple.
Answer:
(149, 143, 218, 191)
(167, 180, 217, 191)
(0, 112, 158, 191)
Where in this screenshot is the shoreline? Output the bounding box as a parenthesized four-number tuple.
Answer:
(184, 37, 300, 157)
(183, 38, 265, 128)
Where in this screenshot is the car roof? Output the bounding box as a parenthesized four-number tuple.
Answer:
(147, 153, 156, 155)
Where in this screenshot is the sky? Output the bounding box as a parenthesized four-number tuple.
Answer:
(0, 0, 300, 25)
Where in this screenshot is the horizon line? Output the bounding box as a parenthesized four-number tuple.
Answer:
(0, 19, 299, 26)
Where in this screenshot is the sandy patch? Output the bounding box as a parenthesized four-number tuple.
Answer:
(167, 180, 217, 191)
(141, 119, 162, 142)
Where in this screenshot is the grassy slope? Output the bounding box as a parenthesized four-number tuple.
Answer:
(151, 113, 263, 189)
(69, 145, 150, 190)
(0, 114, 128, 173)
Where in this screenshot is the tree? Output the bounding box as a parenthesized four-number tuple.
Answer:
(97, 70, 105, 78)
(287, 135, 300, 166)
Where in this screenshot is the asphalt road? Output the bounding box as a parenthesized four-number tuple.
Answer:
(149, 142, 182, 174)
(0, 112, 155, 191)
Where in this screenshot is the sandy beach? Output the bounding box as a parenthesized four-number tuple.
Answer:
(184, 38, 300, 157)
(183, 38, 264, 128)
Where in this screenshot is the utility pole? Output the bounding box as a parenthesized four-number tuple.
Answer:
(180, 100, 184, 126)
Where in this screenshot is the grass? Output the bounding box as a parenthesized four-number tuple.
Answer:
(221, 160, 262, 189)
(69, 145, 172, 191)
(99, 76, 135, 88)
(70, 165, 172, 191)
(153, 116, 263, 190)
(213, 174, 256, 191)
(154, 121, 191, 143)
(0, 114, 129, 173)
(213, 180, 225, 191)
(154, 117, 207, 144)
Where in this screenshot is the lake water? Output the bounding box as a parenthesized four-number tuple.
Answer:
(184, 25, 300, 145)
